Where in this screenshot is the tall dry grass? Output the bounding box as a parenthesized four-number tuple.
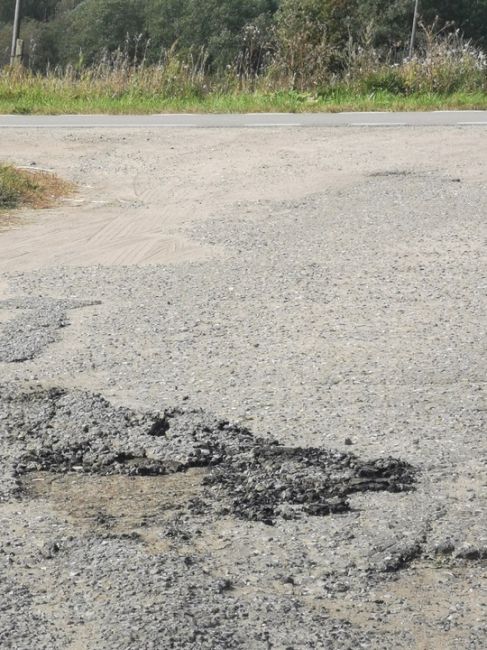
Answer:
(344, 26, 487, 96)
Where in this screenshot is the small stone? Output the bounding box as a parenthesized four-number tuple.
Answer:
(215, 578, 233, 593)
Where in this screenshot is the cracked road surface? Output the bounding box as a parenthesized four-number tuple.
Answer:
(0, 124, 486, 648)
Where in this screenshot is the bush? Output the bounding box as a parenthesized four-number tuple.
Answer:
(402, 28, 487, 94)
(362, 69, 407, 94)
(343, 25, 487, 96)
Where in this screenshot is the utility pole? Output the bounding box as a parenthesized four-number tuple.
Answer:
(10, 0, 23, 65)
(408, 0, 420, 58)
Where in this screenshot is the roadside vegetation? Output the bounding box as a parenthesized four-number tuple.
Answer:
(0, 1, 486, 113)
(0, 164, 73, 213)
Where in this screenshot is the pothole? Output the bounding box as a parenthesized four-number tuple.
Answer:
(23, 468, 206, 536)
(2, 383, 416, 525)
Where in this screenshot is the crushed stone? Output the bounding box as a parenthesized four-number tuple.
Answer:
(1, 383, 415, 524)
(0, 297, 100, 362)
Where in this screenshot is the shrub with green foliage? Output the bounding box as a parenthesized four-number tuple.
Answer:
(1, 0, 487, 70)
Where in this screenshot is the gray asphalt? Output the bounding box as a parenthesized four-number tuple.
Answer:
(0, 121, 485, 649)
(0, 110, 487, 128)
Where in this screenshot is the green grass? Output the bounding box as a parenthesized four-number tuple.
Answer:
(0, 164, 39, 209)
(0, 164, 73, 212)
(1, 80, 486, 115)
(1, 61, 486, 114)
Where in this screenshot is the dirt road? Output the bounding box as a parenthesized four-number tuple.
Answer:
(0, 126, 486, 649)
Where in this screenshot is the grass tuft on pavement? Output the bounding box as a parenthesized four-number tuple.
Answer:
(0, 164, 73, 212)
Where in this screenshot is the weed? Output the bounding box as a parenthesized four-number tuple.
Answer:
(0, 164, 73, 211)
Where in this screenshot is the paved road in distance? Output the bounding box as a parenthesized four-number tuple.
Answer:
(0, 110, 487, 129)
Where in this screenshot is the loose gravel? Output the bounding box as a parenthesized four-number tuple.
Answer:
(0, 297, 99, 362)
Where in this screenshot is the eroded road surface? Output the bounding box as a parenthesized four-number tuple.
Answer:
(0, 125, 486, 649)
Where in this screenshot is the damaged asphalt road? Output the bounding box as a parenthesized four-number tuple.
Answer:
(0, 384, 422, 650)
(0, 382, 484, 649)
(2, 384, 415, 524)
(0, 125, 486, 649)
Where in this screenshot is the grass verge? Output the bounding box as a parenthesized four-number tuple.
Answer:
(0, 83, 486, 115)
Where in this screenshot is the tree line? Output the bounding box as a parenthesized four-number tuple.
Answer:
(1, 0, 486, 70)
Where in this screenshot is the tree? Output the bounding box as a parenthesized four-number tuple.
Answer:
(421, 0, 487, 47)
(354, 0, 487, 49)
(58, 0, 147, 64)
(0, 0, 486, 70)
(0, 0, 60, 23)
(145, 0, 277, 67)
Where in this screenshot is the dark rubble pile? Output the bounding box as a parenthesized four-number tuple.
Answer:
(205, 443, 415, 524)
(1, 383, 415, 522)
